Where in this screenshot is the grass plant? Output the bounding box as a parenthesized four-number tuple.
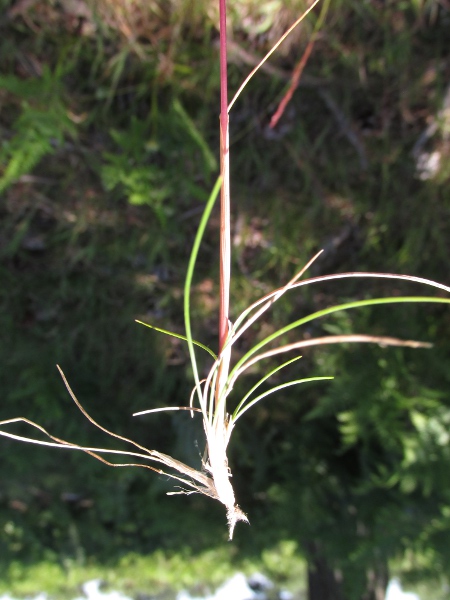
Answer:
(1, 0, 450, 543)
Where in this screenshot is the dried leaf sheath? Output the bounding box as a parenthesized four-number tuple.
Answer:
(56, 365, 242, 511)
(0, 373, 218, 502)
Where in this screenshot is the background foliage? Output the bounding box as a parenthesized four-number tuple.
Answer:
(0, 0, 450, 598)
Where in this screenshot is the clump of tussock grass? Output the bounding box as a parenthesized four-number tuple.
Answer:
(1, 0, 450, 540)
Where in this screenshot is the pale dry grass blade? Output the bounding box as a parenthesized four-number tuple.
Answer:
(226, 39, 325, 86)
(228, 270, 450, 361)
(244, 272, 450, 310)
(57, 365, 156, 457)
(133, 406, 203, 416)
(189, 378, 207, 418)
(229, 250, 323, 347)
(208, 366, 219, 425)
(0, 415, 221, 500)
(0, 417, 158, 463)
(228, 0, 322, 112)
(0, 427, 179, 478)
(53, 367, 224, 500)
(200, 359, 220, 423)
(228, 296, 447, 391)
(229, 334, 432, 389)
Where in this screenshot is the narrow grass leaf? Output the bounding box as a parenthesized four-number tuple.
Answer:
(241, 272, 450, 321)
(0, 421, 212, 493)
(184, 177, 222, 410)
(230, 334, 432, 388)
(208, 366, 219, 427)
(232, 356, 302, 419)
(228, 0, 323, 112)
(136, 320, 218, 359)
(233, 377, 334, 421)
(229, 251, 323, 348)
(172, 98, 217, 172)
(133, 406, 202, 416)
(0, 418, 162, 464)
(228, 296, 450, 389)
(232, 271, 450, 339)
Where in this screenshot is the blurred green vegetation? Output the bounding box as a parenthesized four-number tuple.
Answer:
(0, 0, 450, 598)
(0, 541, 309, 599)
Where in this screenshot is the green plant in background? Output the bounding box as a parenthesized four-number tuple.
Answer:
(0, 542, 309, 600)
(101, 115, 172, 224)
(101, 99, 217, 225)
(0, 64, 77, 193)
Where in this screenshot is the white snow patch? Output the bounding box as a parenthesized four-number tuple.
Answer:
(74, 580, 132, 600)
(177, 571, 283, 600)
(0, 574, 420, 600)
(177, 573, 256, 600)
(415, 150, 441, 180)
(386, 578, 420, 600)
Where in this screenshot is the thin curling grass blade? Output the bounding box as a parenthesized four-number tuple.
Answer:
(133, 406, 203, 417)
(136, 320, 218, 360)
(232, 356, 303, 419)
(5, 367, 229, 501)
(227, 251, 324, 350)
(229, 333, 433, 391)
(0, 417, 207, 495)
(231, 265, 450, 341)
(227, 296, 450, 392)
(228, 0, 323, 112)
(233, 377, 334, 422)
(184, 176, 222, 417)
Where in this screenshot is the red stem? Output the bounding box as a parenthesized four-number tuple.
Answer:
(219, 0, 228, 123)
(219, 0, 230, 354)
(269, 37, 316, 129)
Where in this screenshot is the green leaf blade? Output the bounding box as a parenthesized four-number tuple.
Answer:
(135, 320, 218, 360)
(233, 377, 334, 422)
